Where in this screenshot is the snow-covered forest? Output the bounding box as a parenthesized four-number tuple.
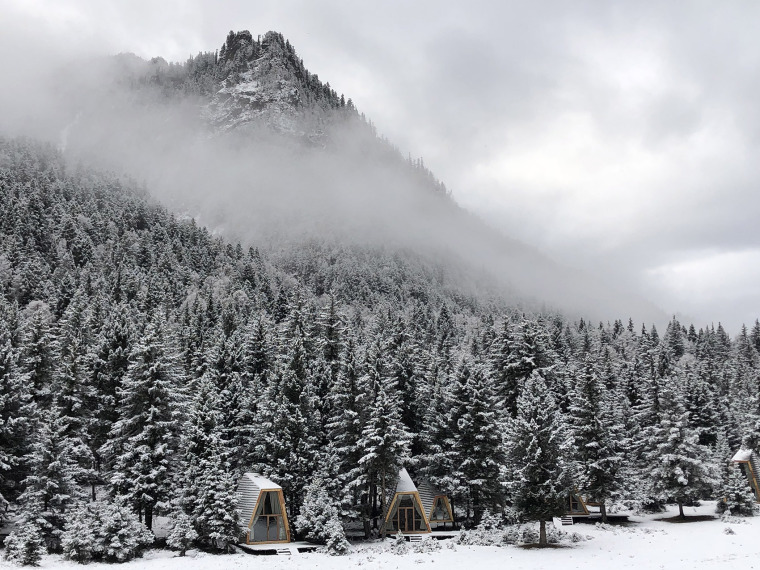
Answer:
(0, 135, 758, 565)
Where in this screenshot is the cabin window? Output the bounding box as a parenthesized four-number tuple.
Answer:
(250, 491, 287, 542)
(569, 494, 583, 513)
(430, 497, 450, 521)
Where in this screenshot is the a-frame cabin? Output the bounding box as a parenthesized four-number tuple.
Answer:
(236, 473, 291, 544)
(383, 468, 431, 534)
(417, 480, 454, 527)
(566, 490, 590, 516)
(732, 449, 760, 502)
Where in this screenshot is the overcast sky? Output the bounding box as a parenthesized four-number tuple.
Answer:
(5, 0, 760, 332)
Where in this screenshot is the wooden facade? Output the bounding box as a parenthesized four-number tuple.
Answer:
(383, 468, 432, 534)
(236, 473, 292, 544)
(566, 490, 590, 516)
(417, 480, 454, 525)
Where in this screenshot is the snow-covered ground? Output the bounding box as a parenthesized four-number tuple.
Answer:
(4, 502, 757, 570)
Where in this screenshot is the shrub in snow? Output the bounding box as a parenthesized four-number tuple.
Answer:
(324, 518, 351, 556)
(411, 538, 442, 553)
(723, 526, 735, 535)
(296, 478, 347, 547)
(60, 504, 99, 563)
(545, 525, 564, 544)
(718, 465, 757, 517)
(519, 525, 539, 544)
(457, 512, 505, 546)
(570, 532, 588, 543)
(4, 519, 46, 566)
(167, 512, 198, 556)
(391, 531, 409, 555)
(61, 499, 153, 564)
(98, 500, 154, 562)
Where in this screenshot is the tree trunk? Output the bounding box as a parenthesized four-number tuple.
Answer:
(678, 501, 684, 519)
(363, 492, 371, 539)
(145, 503, 153, 531)
(600, 501, 607, 523)
(539, 519, 547, 546)
(371, 481, 378, 530)
(380, 470, 387, 538)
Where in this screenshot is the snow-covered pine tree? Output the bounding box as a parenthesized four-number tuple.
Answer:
(166, 512, 198, 556)
(324, 333, 365, 522)
(720, 463, 757, 516)
(0, 309, 35, 516)
(567, 355, 622, 522)
(507, 370, 571, 546)
(295, 476, 346, 545)
(95, 499, 154, 562)
(3, 518, 46, 566)
(60, 503, 99, 563)
(356, 336, 412, 534)
(16, 404, 86, 552)
(649, 385, 719, 518)
(447, 357, 504, 525)
(19, 301, 59, 408)
(103, 312, 184, 531)
(191, 446, 239, 552)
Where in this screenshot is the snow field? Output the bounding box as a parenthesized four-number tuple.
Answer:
(4, 502, 757, 570)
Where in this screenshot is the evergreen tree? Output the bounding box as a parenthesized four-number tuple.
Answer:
(649, 387, 718, 518)
(16, 405, 86, 552)
(447, 358, 504, 524)
(567, 355, 622, 522)
(103, 313, 184, 530)
(507, 371, 570, 546)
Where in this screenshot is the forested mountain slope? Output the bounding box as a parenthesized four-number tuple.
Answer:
(1, 137, 759, 557)
(27, 30, 665, 325)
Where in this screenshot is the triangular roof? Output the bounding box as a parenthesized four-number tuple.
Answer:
(241, 472, 282, 490)
(732, 449, 754, 462)
(396, 468, 417, 493)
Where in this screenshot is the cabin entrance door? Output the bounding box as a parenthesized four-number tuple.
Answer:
(398, 506, 415, 533)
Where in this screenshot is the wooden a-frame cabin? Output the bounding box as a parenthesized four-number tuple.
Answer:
(236, 473, 291, 544)
(383, 468, 432, 534)
(566, 490, 591, 516)
(417, 480, 454, 527)
(732, 449, 760, 502)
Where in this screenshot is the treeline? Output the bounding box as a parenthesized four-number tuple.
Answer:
(0, 138, 758, 561)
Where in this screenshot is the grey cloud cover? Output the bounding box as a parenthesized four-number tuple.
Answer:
(4, 0, 760, 331)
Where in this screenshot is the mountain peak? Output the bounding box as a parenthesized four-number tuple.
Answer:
(206, 30, 352, 136)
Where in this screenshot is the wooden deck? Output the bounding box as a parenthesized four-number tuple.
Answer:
(237, 541, 319, 555)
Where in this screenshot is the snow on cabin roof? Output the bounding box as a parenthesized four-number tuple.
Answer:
(732, 449, 754, 462)
(396, 468, 417, 494)
(241, 472, 282, 490)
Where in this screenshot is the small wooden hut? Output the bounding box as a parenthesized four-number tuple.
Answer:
(383, 468, 431, 534)
(566, 490, 590, 516)
(417, 480, 454, 527)
(236, 473, 291, 544)
(731, 449, 760, 502)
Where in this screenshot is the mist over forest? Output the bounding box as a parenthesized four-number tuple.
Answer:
(0, 31, 664, 326)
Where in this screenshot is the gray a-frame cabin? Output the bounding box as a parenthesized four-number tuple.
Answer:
(383, 468, 431, 534)
(417, 480, 454, 527)
(732, 449, 760, 502)
(236, 473, 291, 544)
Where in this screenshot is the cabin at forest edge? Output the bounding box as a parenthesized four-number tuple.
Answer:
(417, 480, 455, 528)
(236, 473, 291, 544)
(383, 468, 432, 534)
(731, 449, 760, 502)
